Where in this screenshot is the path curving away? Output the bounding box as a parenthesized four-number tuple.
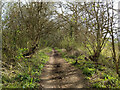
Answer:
(39, 49, 89, 88)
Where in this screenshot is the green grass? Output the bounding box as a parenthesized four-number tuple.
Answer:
(2, 47, 51, 88)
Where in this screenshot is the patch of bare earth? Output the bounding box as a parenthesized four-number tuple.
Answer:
(40, 50, 89, 88)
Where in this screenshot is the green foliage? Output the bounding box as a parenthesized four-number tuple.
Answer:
(55, 48, 67, 58)
(64, 54, 96, 76)
(64, 58, 74, 64)
(45, 47, 53, 53)
(84, 61, 95, 68)
(15, 48, 28, 60)
(62, 49, 120, 88)
(61, 52, 67, 58)
(97, 65, 106, 71)
(93, 82, 103, 88)
(2, 48, 51, 88)
(77, 55, 85, 60)
(61, 35, 77, 51)
(83, 68, 96, 76)
(55, 47, 62, 52)
(67, 55, 77, 59)
(2, 1, 120, 88)
(92, 74, 120, 88)
(13, 74, 36, 88)
(102, 74, 120, 87)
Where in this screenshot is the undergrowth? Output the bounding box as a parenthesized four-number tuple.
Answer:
(2, 47, 52, 88)
(55, 48, 120, 88)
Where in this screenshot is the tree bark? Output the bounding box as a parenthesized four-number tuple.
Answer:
(118, 1, 120, 76)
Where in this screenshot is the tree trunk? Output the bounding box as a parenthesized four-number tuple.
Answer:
(92, 49, 101, 62)
(110, 2, 119, 75)
(118, 1, 120, 76)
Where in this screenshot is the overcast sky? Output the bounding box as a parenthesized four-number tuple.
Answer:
(2, 0, 120, 10)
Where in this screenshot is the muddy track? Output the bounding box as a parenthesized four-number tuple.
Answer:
(40, 49, 89, 88)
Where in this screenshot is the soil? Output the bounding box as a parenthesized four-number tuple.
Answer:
(40, 49, 89, 88)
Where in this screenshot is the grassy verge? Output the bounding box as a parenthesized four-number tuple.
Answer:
(55, 48, 120, 88)
(2, 47, 52, 88)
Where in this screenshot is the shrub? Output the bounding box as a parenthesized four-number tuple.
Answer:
(83, 68, 95, 76)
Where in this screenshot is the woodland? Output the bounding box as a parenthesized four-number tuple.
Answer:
(1, 0, 120, 88)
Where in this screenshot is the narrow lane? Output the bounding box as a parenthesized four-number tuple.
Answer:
(40, 49, 89, 88)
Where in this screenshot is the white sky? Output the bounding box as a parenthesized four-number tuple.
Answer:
(2, 0, 120, 9)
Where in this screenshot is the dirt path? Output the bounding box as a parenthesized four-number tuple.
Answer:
(40, 49, 89, 88)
